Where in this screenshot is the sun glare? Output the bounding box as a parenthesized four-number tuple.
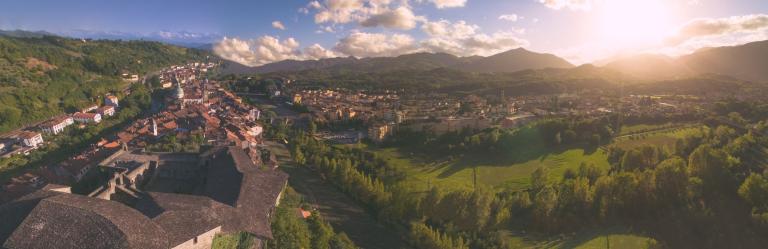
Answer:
(595, 0, 673, 51)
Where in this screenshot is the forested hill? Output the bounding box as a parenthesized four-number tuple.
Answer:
(0, 35, 210, 132)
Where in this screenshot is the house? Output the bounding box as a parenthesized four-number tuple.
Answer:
(73, 112, 102, 124)
(39, 116, 74, 135)
(105, 95, 119, 107)
(18, 131, 43, 148)
(96, 105, 115, 117)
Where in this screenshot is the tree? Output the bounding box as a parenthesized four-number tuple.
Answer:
(409, 222, 469, 249)
(0, 106, 22, 128)
(270, 208, 311, 249)
(531, 167, 548, 193)
(654, 157, 690, 205)
(621, 149, 644, 171)
(331, 233, 356, 249)
(308, 214, 334, 249)
(309, 119, 317, 135)
(688, 145, 737, 195)
(739, 173, 768, 213)
(293, 146, 306, 166)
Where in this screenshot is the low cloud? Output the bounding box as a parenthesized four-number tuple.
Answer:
(213, 36, 335, 66)
(334, 31, 417, 57)
(420, 19, 528, 56)
(272, 21, 286, 30)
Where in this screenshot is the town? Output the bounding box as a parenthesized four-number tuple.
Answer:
(256, 82, 713, 145)
(0, 62, 291, 249)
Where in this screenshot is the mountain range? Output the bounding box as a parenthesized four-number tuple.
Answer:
(604, 40, 768, 82)
(223, 40, 768, 83)
(220, 48, 574, 75)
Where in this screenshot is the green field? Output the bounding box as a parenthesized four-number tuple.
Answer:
(499, 229, 656, 249)
(612, 125, 708, 150)
(369, 127, 611, 192)
(618, 122, 687, 136)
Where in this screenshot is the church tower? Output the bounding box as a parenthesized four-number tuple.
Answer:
(152, 118, 158, 136)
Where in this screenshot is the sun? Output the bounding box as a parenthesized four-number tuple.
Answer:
(594, 0, 674, 51)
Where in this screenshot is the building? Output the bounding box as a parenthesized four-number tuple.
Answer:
(18, 131, 43, 148)
(105, 95, 119, 107)
(73, 112, 102, 124)
(39, 116, 74, 135)
(174, 82, 185, 100)
(0, 146, 289, 249)
(292, 94, 302, 105)
(248, 108, 261, 121)
(96, 106, 115, 117)
(368, 123, 391, 143)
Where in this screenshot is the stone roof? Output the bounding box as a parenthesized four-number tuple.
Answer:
(134, 192, 231, 246)
(1, 191, 169, 249)
(204, 147, 288, 239)
(0, 190, 62, 246)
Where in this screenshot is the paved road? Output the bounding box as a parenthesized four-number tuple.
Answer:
(265, 141, 409, 249)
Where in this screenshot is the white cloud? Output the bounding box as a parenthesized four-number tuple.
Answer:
(421, 19, 478, 38)
(360, 6, 423, 29)
(305, 43, 340, 59)
(272, 21, 286, 30)
(213, 36, 336, 66)
(334, 31, 417, 57)
(666, 14, 768, 45)
(420, 19, 528, 56)
(498, 14, 521, 22)
(538, 0, 593, 11)
(427, 0, 467, 9)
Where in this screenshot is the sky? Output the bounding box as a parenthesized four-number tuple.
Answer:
(1, 0, 768, 66)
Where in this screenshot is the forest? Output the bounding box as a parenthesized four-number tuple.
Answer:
(279, 100, 768, 249)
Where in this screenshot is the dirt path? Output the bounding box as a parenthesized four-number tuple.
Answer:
(266, 141, 409, 249)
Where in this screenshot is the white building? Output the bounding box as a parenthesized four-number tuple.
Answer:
(18, 131, 44, 148)
(96, 106, 115, 117)
(39, 116, 74, 135)
(73, 112, 102, 124)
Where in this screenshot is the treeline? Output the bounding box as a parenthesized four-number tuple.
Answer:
(537, 117, 616, 146)
(0, 35, 208, 132)
(385, 116, 616, 159)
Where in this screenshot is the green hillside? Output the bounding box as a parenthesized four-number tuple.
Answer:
(0, 35, 210, 132)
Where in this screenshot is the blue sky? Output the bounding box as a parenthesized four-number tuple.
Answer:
(1, 0, 767, 65)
